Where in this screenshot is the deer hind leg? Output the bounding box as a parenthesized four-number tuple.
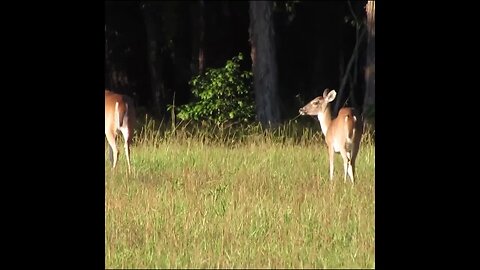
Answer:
(105, 130, 118, 169)
(340, 148, 350, 183)
(348, 134, 361, 184)
(347, 159, 355, 183)
(119, 126, 131, 173)
(346, 148, 356, 184)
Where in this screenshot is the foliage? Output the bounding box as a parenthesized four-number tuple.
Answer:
(274, 1, 300, 14)
(172, 53, 255, 126)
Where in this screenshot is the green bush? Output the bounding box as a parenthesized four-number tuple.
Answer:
(174, 53, 255, 126)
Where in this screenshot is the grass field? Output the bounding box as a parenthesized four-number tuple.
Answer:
(105, 119, 375, 268)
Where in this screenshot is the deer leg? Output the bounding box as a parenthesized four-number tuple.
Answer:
(105, 130, 118, 169)
(347, 161, 355, 183)
(120, 127, 131, 174)
(328, 146, 335, 181)
(349, 141, 360, 184)
(340, 149, 349, 183)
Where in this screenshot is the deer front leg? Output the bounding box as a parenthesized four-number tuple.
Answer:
(328, 145, 335, 181)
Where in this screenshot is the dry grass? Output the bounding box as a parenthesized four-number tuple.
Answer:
(105, 118, 375, 268)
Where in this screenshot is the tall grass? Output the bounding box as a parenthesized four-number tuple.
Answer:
(106, 115, 375, 269)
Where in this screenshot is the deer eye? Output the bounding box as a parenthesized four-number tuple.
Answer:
(312, 101, 319, 105)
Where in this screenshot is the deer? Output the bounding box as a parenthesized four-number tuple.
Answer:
(299, 88, 363, 183)
(105, 89, 136, 173)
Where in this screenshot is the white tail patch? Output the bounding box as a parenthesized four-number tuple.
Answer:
(298, 89, 363, 183)
(114, 102, 120, 129)
(346, 115, 357, 163)
(351, 115, 357, 144)
(345, 115, 353, 144)
(106, 90, 136, 174)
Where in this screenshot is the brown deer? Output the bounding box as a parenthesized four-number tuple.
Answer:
(105, 89, 136, 173)
(299, 89, 363, 183)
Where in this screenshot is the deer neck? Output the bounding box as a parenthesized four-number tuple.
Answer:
(317, 105, 332, 136)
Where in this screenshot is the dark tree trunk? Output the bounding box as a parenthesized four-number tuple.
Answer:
(334, 1, 367, 115)
(249, 1, 281, 126)
(142, 3, 166, 117)
(363, 1, 375, 122)
(105, 24, 129, 93)
(190, 0, 205, 76)
(105, 23, 112, 89)
(198, 0, 205, 74)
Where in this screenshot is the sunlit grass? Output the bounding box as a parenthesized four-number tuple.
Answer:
(105, 116, 375, 269)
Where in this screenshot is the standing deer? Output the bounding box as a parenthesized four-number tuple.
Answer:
(105, 89, 136, 173)
(299, 89, 363, 183)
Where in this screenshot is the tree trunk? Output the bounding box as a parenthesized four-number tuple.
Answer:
(198, 0, 205, 75)
(142, 4, 166, 117)
(363, 1, 375, 122)
(105, 24, 111, 88)
(334, 27, 366, 114)
(334, 1, 367, 115)
(249, 1, 281, 126)
(190, 0, 205, 76)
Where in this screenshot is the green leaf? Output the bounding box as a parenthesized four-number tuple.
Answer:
(177, 52, 255, 126)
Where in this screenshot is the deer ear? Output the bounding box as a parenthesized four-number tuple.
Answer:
(323, 88, 330, 98)
(325, 90, 337, 102)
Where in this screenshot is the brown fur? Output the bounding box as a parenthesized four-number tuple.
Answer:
(299, 89, 363, 183)
(105, 89, 136, 173)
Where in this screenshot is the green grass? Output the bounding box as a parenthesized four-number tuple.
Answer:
(105, 118, 375, 269)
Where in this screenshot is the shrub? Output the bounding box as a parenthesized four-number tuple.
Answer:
(174, 53, 255, 126)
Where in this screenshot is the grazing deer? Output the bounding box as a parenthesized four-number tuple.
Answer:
(105, 89, 136, 173)
(299, 89, 363, 183)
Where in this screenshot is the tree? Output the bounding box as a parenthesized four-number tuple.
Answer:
(141, 2, 167, 117)
(363, 0, 375, 124)
(190, 0, 205, 75)
(249, 1, 282, 126)
(105, 4, 134, 94)
(334, 1, 367, 115)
